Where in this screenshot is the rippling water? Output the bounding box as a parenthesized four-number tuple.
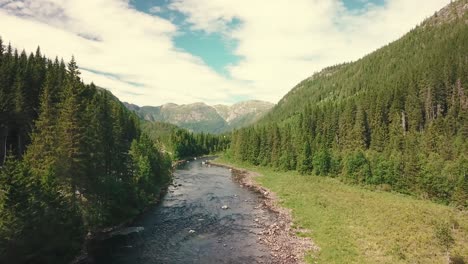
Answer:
(89, 157, 276, 264)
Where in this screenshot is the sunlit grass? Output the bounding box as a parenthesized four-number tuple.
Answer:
(216, 156, 468, 264)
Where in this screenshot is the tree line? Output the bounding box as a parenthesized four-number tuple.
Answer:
(141, 121, 230, 160)
(0, 38, 172, 263)
(228, 10, 467, 208)
(170, 129, 230, 159)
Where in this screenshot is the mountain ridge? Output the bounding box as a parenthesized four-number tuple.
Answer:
(261, 0, 468, 124)
(229, 0, 467, 206)
(124, 100, 274, 134)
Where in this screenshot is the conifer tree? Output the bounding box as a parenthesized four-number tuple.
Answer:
(56, 56, 86, 204)
(24, 69, 58, 180)
(298, 138, 313, 175)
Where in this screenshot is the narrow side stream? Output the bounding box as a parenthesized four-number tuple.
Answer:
(89, 157, 277, 264)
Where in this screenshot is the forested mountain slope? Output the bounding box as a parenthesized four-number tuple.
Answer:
(264, 0, 468, 123)
(0, 40, 172, 263)
(141, 121, 230, 159)
(229, 0, 468, 207)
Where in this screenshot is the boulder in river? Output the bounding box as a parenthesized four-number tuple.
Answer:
(221, 205, 229, 210)
(108, 226, 144, 239)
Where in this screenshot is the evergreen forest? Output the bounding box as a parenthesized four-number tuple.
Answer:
(0, 1, 467, 263)
(141, 121, 230, 160)
(0, 40, 173, 263)
(228, 5, 468, 207)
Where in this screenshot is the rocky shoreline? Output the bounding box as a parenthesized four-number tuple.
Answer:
(73, 158, 318, 263)
(72, 158, 198, 263)
(207, 161, 318, 264)
(71, 177, 175, 264)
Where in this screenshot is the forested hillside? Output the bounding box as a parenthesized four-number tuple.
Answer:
(141, 121, 230, 159)
(0, 39, 172, 263)
(228, 0, 468, 207)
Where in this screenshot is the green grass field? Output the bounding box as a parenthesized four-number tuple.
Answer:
(216, 157, 468, 264)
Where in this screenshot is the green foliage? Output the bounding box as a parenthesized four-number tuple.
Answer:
(367, 152, 399, 186)
(0, 155, 83, 263)
(344, 151, 371, 184)
(170, 128, 230, 159)
(218, 157, 468, 264)
(130, 134, 171, 209)
(444, 155, 468, 208)
(298, 138, 313, 175)
(313, 148, 331, 176)
(420, 153, 454, 202)
(0, 42, 172, 262)
(228, 4, 468, 207)
(141, 121, 230, 160)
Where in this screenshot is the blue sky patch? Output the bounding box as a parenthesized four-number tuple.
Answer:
(342, 0, 386, 11)
(129, 0, 386, 77)
(173, 32, 241, 76)
(130, 0, 242, 77)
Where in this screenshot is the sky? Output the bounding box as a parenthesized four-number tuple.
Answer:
(0, 0, 451, 106)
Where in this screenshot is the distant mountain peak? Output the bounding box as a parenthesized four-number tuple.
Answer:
(161, 103, 178, 108)
(125, 100, 274, 134)
(215, 100, 275, 123)
(424, 0, 468, 26)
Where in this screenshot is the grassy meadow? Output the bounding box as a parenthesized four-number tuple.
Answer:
(216, 157, 468, 264)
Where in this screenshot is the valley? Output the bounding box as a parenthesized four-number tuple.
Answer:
(0, 0, 467, 263)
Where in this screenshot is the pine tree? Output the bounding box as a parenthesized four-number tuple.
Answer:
(313, 148, 331, 176)
(298, 138, 313, 175)
(24, 69, 58, 180)
(351, 107, 370, 149)
(56, 57, 85, 203)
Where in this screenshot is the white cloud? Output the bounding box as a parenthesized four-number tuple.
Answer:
(0, 0, 450, 106)
(171, 0, 451, 102)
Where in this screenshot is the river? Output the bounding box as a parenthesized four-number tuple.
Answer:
(88, 157, 278, 264)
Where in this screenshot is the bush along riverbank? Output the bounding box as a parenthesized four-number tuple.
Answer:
(214, 156, 468, 264)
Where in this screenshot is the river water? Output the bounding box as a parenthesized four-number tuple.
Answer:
(89, 157, 277, 264)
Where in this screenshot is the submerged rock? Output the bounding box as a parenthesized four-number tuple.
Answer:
(109, 227, 144, 238)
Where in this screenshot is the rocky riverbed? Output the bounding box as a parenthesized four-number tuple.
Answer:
(85, 157, 315, 263)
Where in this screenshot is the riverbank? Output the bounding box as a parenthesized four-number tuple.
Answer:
(72, 177, 173, 264)
(213, 157, 468, 264)
(207, 160, 318, 264)
(73, 157, 210, 263)
(84, 157, 300, 263)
